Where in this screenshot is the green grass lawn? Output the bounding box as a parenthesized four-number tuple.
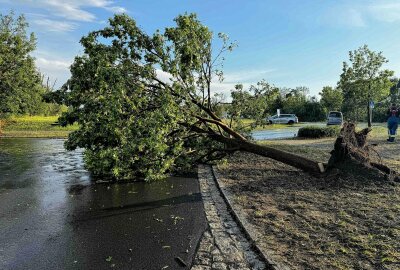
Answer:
(1, 116, 78, 138)
(1, 116, 390, 140)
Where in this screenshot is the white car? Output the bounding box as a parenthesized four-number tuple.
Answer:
(327, 111, 343, 125)
(268, 114, 298, 124)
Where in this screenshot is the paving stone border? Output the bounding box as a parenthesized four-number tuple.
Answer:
(211, 166, 290, 270)
(191, 165, 266, 270)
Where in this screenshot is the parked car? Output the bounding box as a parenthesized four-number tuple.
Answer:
(268, 114, 298, 124)
(327, 111, 343, 125)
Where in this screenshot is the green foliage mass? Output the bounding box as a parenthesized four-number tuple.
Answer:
(0, 11, 63, 118)
(49, 13, 240, 181)
(319, 86, 343, 112)
(338, 45, 394, 121)
(372, 77, 400, 122)
(297, 126, 340, 138)
(229, 84, 325, 122)
(282, 87, 325, 121)
(228, 81, 280, 129)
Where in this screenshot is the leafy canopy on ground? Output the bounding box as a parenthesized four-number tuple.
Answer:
(48, 13, 256, 181)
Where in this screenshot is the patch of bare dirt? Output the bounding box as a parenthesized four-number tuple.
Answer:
(217, 150, 400, 270)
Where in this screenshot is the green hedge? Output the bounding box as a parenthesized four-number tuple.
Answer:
(297, 125, 340, 138)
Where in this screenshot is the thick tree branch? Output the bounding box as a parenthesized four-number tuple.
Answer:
(194, 115, 247, 141)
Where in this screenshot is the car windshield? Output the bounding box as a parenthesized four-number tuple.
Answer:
(329, 112, 342, 117)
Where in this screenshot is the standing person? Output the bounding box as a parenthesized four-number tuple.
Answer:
(387, 103, 399, 142)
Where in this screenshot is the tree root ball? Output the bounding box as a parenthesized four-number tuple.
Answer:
(328, 122, 400, 182)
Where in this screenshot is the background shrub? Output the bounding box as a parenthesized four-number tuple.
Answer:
(297, 125, 340, 138)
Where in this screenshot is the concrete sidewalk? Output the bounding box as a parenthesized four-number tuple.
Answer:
(191, 165, 266, 270)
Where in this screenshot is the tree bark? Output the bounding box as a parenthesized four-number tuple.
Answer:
(211, 134, 324, 174)
(184, 122, 324, 174)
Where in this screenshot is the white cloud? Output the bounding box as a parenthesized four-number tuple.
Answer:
(210, 82, 254, 102)
(15, 0, 126, 22)
(322, 7, 366, 27)
(343, 9, 366, 27)
(222, 69, 276, 84)
(368, 2, 400, 22)
(323, 1, 400, 28)
(36, 57, 71, 71)
(35, 56, 72, 88)
(104, 6, 127, 13)
(155, 69, 172, 83)
(33, 19, 77, 32)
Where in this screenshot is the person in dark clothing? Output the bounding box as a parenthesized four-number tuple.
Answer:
(387, 104, 399, 142)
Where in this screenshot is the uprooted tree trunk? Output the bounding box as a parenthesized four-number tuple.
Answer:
(186, 122, 325, 175)
(326, 122, 400, 181)
(205, 121, 399, 181)
(212, 134, 324, 174)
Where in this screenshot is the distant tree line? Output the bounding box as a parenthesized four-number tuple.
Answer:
(227, 45, 398, 123)
(227, 81, 325, 122)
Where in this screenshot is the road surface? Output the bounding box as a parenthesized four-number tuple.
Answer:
(0, 138, 206, 270)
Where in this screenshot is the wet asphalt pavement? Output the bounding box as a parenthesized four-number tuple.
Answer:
(0, 138, 206, 270)
(251, 122, 326, 140)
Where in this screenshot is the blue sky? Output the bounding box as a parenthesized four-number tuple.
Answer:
(1, 0, 400, 99)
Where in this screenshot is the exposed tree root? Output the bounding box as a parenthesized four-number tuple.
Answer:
(327, 122, 400, 182)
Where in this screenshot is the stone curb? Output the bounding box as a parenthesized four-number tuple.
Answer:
(193, 165, 265, 270)
(211, 166, 290, 270)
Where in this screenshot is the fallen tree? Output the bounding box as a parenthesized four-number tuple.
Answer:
(46, 13, 393, 181)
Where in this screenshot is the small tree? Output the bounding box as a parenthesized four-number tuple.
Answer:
(319, 86, 343, 112)
(338, 45, 394, 126)
(229, 80, 280, 121)
(0, 11, 46, 116)
(281, 87, 307, 117)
